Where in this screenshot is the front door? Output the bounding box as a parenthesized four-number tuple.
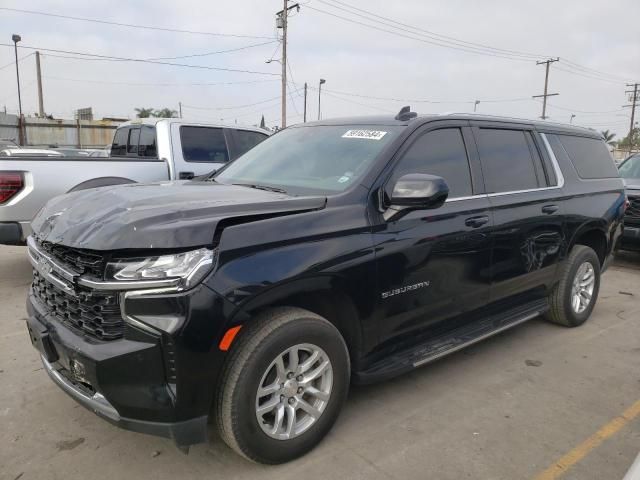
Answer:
(372, 123, 492, 346)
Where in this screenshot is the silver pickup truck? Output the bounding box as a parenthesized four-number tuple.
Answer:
(0, 118, 268, 244)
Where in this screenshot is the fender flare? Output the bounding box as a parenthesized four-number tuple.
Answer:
(67, 177, 136, 193)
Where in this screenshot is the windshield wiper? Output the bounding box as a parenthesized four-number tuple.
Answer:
(232, 183, 288, 194)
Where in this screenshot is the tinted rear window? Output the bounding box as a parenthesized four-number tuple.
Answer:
(180, 126, 229, 163)
(127, 128, 140, 154)
(138, 126, 157, 157)
(234, 130, 268, 158)
(111, 127, 128, 156)
(476, 128, 541, 193)
(556, 135, 618, 179)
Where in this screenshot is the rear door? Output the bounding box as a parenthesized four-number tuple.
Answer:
(471, 122, 566, 305)
(171, 124, 234, 179)
(373, 121, 493, 344)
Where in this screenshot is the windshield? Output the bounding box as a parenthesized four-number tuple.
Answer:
(619, 155, 640, 179)
(214, 125, 404, 195)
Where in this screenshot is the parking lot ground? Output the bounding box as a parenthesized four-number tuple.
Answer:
(1, 246, 639, 480)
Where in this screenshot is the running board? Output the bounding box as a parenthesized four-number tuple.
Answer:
(354, 299, 548, 384)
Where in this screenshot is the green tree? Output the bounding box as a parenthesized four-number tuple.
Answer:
(600, 129, 616, 147)
(618, 127, 640, 150)
(153, 108, 178, 118)
(134, 107, 154, 118)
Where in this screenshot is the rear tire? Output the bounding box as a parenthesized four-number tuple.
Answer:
(545, 245, 601, 327)
(215, 307, 350, 464)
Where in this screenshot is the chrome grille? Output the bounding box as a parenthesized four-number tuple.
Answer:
(37, 240, 106, 278)
(32, 271, 125, 341)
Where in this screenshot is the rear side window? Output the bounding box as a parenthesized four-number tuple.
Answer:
(234, 130, 268, 158)
(180, 126, 229, 163)
(476, 129, 541, 193)
(391, 128, 473, 198)
(556, 135, 618, 179)
(111, 127, 128, 156)
(138, 126, 157, 157)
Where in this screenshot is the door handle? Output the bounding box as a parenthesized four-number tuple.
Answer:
(542, 205, 559, 214)
(179, 171, 195, 180)
(465, 215, 489, 228)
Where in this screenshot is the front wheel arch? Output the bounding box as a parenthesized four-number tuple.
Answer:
(67, 176, 136, 193)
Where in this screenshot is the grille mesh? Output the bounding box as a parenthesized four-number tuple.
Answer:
(32, 271, 124, 341)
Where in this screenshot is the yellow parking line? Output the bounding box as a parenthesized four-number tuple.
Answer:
(533, 399, 640, 480)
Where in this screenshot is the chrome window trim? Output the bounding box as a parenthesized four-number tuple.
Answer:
(446, 194, 488, 203)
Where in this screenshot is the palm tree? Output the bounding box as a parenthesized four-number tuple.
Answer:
(153, 108, 178, 118)
(135, 107, 154, 118)
(601, 130, 616, 147)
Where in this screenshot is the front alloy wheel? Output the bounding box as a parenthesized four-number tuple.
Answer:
(256, 344, 333, 440)
(216, 307, 350, 464)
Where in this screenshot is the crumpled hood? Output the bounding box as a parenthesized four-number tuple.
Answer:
(31, 181, 326, 250)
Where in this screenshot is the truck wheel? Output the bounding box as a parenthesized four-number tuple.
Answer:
(545, 245, 601, 327)
(215, 307, 350, 464)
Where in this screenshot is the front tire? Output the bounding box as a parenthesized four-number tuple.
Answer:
(215, 307, 350, 464)
(545, 245, 601, 327)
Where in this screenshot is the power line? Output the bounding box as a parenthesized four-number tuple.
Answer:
(317, 0, 544, 60)
(305, 5, 535, 62)
(146, 41, 278, 61)
(0, 52, 34, 71)
(0, 7, 273, 40)
(311, 0, 638, 83)
(304, 85, 530, 105)
(181, 96, 281, 111)
(42, 75, 280, 87)
(0, 43, 279, 76)
(310, 88, 395, 113)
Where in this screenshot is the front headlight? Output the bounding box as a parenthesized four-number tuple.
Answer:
(106, 248, 215, 290)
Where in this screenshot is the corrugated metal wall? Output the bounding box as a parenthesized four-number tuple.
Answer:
(0, 113, 123, 148)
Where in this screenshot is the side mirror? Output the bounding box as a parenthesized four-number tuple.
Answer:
(384, 173, 449, 220)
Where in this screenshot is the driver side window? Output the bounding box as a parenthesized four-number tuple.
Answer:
(392, 128, 473, 198)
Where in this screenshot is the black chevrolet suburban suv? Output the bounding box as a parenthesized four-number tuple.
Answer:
(25, 110, 625, 464)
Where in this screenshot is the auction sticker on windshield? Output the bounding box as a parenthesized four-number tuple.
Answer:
(342, 130, 387, 140)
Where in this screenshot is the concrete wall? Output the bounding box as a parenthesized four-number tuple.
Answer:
(0, 113, 124, 148)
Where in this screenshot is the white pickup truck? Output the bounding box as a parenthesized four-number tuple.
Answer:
(0, 118, 268, 244)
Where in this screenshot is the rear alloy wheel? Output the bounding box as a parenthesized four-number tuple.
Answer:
(571, 261, 596, 314)
(216, 307, 349, 464)
(545, 245, 601, 327)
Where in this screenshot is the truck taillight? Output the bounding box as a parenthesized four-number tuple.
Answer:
(0, 172, 24, 204)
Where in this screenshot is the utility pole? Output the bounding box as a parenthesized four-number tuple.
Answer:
(276, 2, 299, 129)
(533, 58, 559, 120)
(179, 101, 183, 119)
(473, 100, 480, 113)
(624, 83, 639, 154)
(281, 0, 288, 129)
(303, 82, 307, 122)
(35, 51, 45, 117)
